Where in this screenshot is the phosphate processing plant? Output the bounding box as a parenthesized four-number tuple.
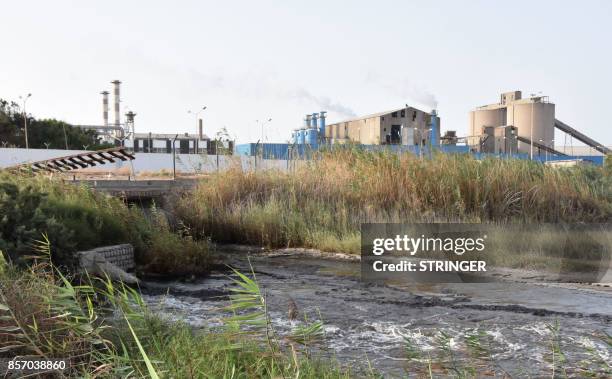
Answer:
(236, 90, 610, 165)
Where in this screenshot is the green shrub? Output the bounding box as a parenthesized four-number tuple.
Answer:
(0, 173, 210, 275)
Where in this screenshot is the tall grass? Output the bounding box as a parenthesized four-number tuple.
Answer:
(176, 150, 612, 253)
(0, 246, 354, 378)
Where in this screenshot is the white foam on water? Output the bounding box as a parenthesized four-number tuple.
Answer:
(485, 328, 522, 354)
(516, 321, 552, 337)
(575, 336, 610, 362)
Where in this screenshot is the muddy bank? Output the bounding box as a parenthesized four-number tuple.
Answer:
(213, 244, 612, 291)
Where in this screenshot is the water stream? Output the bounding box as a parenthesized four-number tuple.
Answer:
(142, 250, 611, 377)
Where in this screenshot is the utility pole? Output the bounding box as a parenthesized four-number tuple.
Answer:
(404, 103, 410, 146)
(19, 93, 32, 149)
(62, 123, 69, 149)
(188, 106, 207, 137)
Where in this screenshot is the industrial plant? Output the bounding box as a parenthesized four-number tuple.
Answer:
(235, 90, 609, 166)
(74, 80, 219, 155)
(69, 81, 609, 166)
(468, 91, 610, 158)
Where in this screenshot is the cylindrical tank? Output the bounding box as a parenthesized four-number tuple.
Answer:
(469, 108, 505, 136)
(296, 128, 306, 144)
(305, 128, 318, 146)
(468, 107, 506, 148)
(318, 111, 327, 139)
(507, 101, 555, 154)
(430, 109, 439, 146)
(311, 113, 318, 129)
(291, 129, 298, 144)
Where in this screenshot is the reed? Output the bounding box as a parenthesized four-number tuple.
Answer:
(176, 150, 612, 253)
(0, 247, 354, 378)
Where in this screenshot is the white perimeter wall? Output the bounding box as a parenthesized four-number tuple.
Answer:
(0, 148, 295, 174)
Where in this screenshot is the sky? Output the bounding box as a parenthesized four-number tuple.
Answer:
(1, 0, 611, 145)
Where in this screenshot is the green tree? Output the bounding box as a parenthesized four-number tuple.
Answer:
(0, 98, 112, 150)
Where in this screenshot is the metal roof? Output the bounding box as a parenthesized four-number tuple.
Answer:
(132, 132, 210, 140)
(328, 106, 433, 125)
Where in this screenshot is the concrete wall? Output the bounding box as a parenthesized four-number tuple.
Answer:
(0, 148, 295, 174)
(78, 244, 135, 271)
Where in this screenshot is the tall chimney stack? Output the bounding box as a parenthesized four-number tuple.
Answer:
(101, 91, 109, 126)
(111, 80, 121, 127)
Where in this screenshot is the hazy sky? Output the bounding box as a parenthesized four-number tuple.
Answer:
(2, 0, 611, 145)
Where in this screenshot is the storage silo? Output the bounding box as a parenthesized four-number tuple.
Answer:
(469, 107, 506, 137)
(468, 92, 555, 155)
(507, 99, 555, 154)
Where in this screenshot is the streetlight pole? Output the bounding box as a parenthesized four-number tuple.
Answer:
(19, 93, 32, 149)
(549, 139, 554, 163)
(188, 106, 206, 154)
(172, 134, 179, 180)
(529, 94, 536, 160)
(404, 103, 409, 146)
(257, 118, 272, 142)
(188, 106, 207, 133)
(413, 127, 421, 159)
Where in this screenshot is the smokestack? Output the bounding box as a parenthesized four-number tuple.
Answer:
(199, 118, 203, 139)
(101, 91, 109, 126)
(311, 113, 318, 129)
(305, 114, 312, 127)
(111, 80, 121, 127)
(319, 111, 326, 137)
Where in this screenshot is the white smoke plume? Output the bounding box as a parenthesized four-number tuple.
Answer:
(400, 85, 438, 110)
(366, 72, 438, 110)
(284, 88, 357, 118)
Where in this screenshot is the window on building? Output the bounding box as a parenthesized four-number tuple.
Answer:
(412, 111, 417, 121)
(400, 110, 405, 117)
(391, 112, 398, 118)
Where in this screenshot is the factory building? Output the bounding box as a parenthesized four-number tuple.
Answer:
(323, 107, 440, 146)
(469, 91, 555, 155)
(123, 133, 211, 154)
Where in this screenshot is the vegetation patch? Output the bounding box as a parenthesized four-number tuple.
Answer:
(0, 172, 210, 276)
(0, 248, 353, 378)
(176, 150, 612, 254)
